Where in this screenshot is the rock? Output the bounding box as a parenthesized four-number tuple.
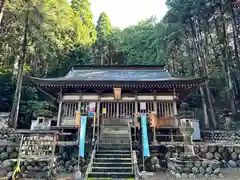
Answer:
(209, 145, 216, 153)
(165, 152, 171, 159)
(213, 168, 220, 175)
(218, 173, 224, 178)
(227, 146, 234, 153)
(210, 160, 220, 169)
(20, 165, 25, 172)
(196, 174, 203, 178)
(82, 165, 88, 173)
(6, 147, 13, 153)
(231, 152, 238, 160)
(172, 153, 178, 158)
(192, 167, 199, 174)
(188, 173, 195, 178)
(42, 166, 49, 172)
(26, 166, 33, 171)
(181, 173, 188, 178)
(186, 162, 194, 168)
(205, 152, 214, 160)
(194, 146, 200, 154)
(7, 171, 13, 177)
(200, 146, 208, 153)
(182, 167, 191, 173)
(9, 152, 18, 159)
(228, 160, 237, 168)
(206, 167, 212, 175)
(223, 150, 230, 160)
(211, 174, 217, 178)
(175, 173, 181, 179)
(2, 160, 13, 168)
(0, 147, 5, 153)
(34, 166, 41, 172)
(236, 160, 240, 167)
(199, 167, 205, 175)
(151, 157, 159, 166)
(67, 165, 74, 172)
(214, 152, 221, 160)
(194, 161, 201, 168)
(234, 146, 240, 154)
(198, 152, 204, 158)
(220, 160, 228, 168)
(204, 174, 210, 178)
(0, 152, 8, 161)
(202, 160, 209, 168)
(218, 146, 225, 153)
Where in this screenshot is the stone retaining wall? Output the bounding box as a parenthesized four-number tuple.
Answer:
(165, 144, 240, 168)
(168, 158, 223, 179)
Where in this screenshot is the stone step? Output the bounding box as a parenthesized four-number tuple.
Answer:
(95, 153, 131, 158)
(98, 144, 130, 151)
(91, 166, 133, 173)
(99, 139, 130, 144)
(96, 150, 131, 154)
(88, 172, 134, 179)
(100, 135, 129, 139)
(92, 162, 132, 168)
(94, 157, 132, 163)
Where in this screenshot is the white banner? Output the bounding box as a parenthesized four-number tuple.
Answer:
(140, 102, 146, 110)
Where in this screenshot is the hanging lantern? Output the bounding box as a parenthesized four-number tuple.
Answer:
(114, 88, 121, 100)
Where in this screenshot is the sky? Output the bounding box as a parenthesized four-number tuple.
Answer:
(89, 0, 168, 28)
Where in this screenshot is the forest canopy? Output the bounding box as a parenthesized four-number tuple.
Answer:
(1, 0, 240, 129)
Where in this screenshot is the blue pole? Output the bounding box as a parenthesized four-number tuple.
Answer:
(141, 114, 150, 157)
(79, 116, 87, 158)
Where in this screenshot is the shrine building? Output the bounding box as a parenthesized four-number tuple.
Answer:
(28, 65, 205, 131)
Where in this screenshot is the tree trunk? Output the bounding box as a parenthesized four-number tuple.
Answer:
(230, 0, 240, 70)
(0, 0, 6, 24)
(196, 19, 217, 128)
(9, 7, 29, 128)
(189, 20, 210, 128)
(219, 1, 237, 115)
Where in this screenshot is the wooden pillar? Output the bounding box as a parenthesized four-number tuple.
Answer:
(134, 98, 138, 142)
(57, 90, 63, 126)
(153, 100, 157, 145)
(116, 102, 119, 118)
(92, 102, 96, 143)
(57, 101, 62, 126)
(96, 101, 100, 146)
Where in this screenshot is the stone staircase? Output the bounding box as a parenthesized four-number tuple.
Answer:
(87, 125, 135, 179)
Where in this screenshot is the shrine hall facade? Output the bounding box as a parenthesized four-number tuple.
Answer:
(29, 65, 205, 128)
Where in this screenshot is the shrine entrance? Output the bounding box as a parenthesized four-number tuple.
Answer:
(100, 102, 135, 126)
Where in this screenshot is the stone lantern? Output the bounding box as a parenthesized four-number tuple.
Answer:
(177, 102, 198, 158)
(219, 109, 233, 129)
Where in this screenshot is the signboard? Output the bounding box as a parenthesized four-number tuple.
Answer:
(88, 102, 96, 117)
(140, 102, 146, 110)
(191, 120, 201, 140)
(75, 111, 81, 126)
(102, 108, 106, 114)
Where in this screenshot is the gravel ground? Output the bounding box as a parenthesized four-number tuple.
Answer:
(1, 169, 239, 180)
(145, 168, 240, 180)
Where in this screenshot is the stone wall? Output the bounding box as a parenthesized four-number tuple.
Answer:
(193, 145, 240, 168)
(164, 144, 240, 168)
(168, 158, 222, 179)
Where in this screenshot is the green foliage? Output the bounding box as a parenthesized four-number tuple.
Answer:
(71, 0, 97, 43)
(96, 12, 112, 41)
